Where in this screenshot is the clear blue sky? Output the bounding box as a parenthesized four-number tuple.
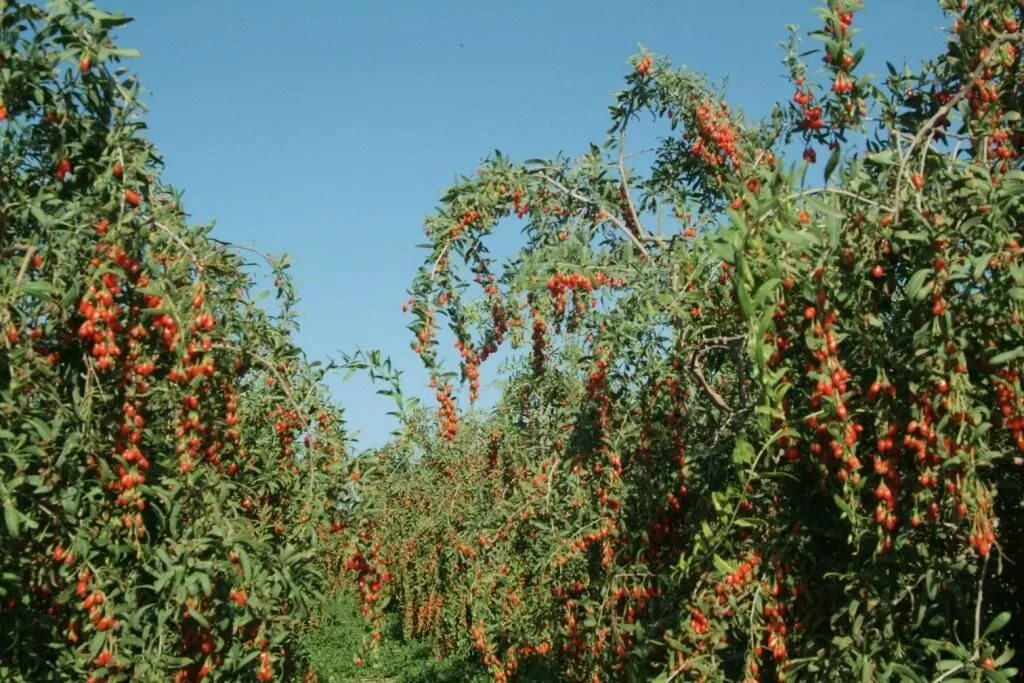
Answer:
(107, 1, 948, 449)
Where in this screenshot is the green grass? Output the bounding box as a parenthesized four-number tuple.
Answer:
(301, 593, 491, 683)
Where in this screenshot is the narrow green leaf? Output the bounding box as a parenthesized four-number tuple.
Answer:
(983, 611, 1011, 637)
(990, 348, 1024, 366)
(824, 144, 841, 183)
(3, 500, 19, 538)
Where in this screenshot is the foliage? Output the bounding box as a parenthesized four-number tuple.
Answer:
(0, 1, 350, 680)
(302, 591, 492, 683)
(345, 0, 1024, 681)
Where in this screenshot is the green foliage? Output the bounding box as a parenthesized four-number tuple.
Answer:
(302, 592, 492, 683)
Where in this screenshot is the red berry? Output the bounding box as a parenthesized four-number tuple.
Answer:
(56, 158, 72, 181)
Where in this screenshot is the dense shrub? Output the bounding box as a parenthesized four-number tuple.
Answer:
(0, 2, 350, 680)
(346, 0, 1024, 680)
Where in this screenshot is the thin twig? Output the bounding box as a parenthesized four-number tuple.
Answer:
(430, 242, 450, 278)
(973, 552, 989, 658)
(210, 237, 277, 263)
(14, 245, 36, 288)
(621, 146, 657, 160)
(790, 187, 894, 213)
(690, 349, 732, 414)
(932, 663, 964, 683)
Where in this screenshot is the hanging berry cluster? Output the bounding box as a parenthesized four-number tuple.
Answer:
(689, 99, 743, 171)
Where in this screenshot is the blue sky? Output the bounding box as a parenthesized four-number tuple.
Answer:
(107, 1, 949, 449)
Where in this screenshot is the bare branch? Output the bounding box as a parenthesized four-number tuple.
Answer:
(618, 134, 658, 247)
(688, 334, 744, 415)
(973, 552, 989, 658)
(15, 245, 37, 288)
(1, 243, 33, 257)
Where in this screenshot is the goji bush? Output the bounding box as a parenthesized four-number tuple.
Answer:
(345, 0, 1024, 680)
(1, 2, 350, 680)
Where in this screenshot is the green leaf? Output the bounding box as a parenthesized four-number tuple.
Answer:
(983, 611, 1011, 637)
(732, 439, 755, 466)
(777, 228, 818, 249)
(833, 494, 855, 520)
(866, 149, 897, 165)
(18, 281, 55, 299)
(153, 568, 176, 593)
(107, 47, 142, 59)
(735, 278, 753, 318)
(861, 657, 875, 683)
(195, 572, 212, 597)
(236, 547, 253, 582)
(753, 278, 781, 307)
(3, 500, 20, 538)
(824, 144, 841, 183)
(91, 9, 134, 28)
(709, 238, 735, 264)
(189, 608, 210, 629)
(712, 554, 734, 574)
(990, 348, 1024, 366)
(905, 269, 932, 301)
(886, 663, 925, 682)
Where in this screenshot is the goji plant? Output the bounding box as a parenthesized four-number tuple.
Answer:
(1, 2, 350, 680)
(344, 0, 1024, 681)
